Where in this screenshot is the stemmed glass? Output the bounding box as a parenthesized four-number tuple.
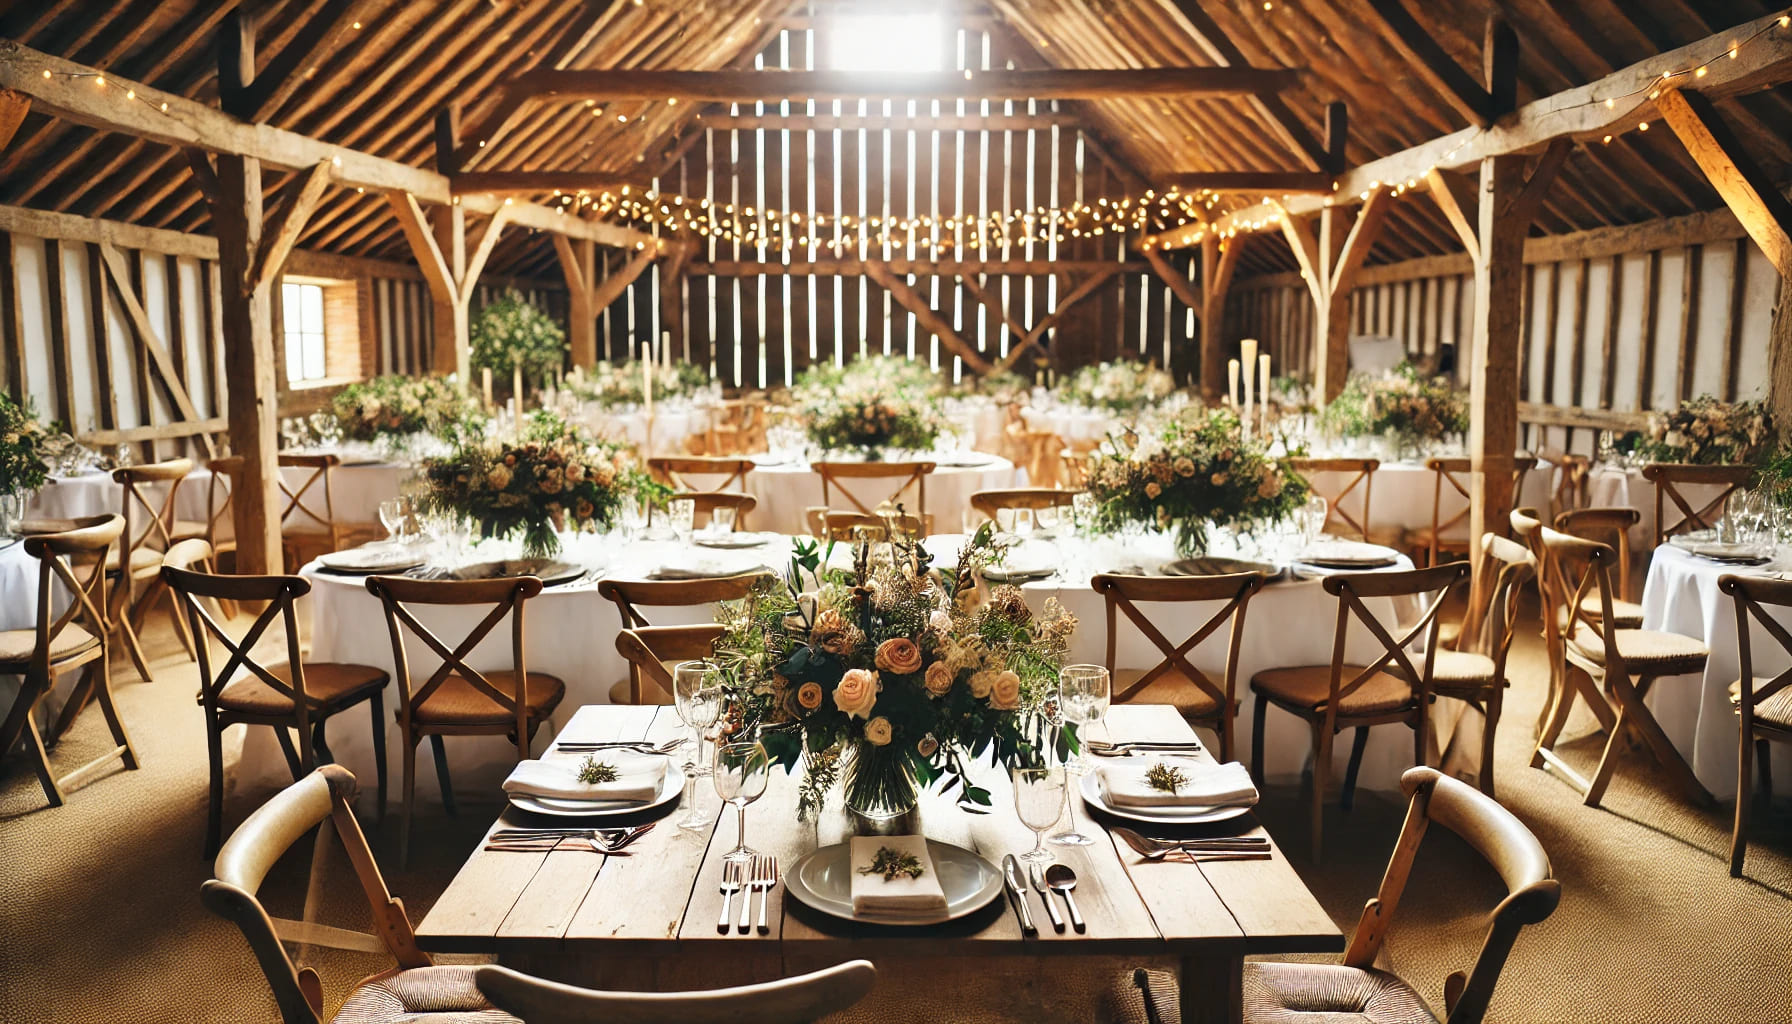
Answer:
(378, 499, 406, 546)
(673, 660, 722, 832)
(714, 740, 770, 864)
(1012, 765, 1066, 863)
(1053, 664, 1110, 847)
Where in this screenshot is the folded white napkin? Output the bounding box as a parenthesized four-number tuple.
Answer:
(501, 750, 667, 804)
(849, 835, 948, 917)
(1098, 758, 1259, 808)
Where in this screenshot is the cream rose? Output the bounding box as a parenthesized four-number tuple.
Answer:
(833, 669, 879, 718)
(989, 670, 1021, 710)
(874, 637, 923, 675)
(864, 716, 893, 746)
(924, 661, 955, 697)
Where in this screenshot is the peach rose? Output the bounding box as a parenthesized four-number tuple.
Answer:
(875, 637, 923, 675)
(989, 670, 1021, 710)
(864, 716, 893, 746)
(924, 661, 955, 697)
(797, 682, 824, 710)
(833, 668, 879, 718)
(968, 669, 996, 699)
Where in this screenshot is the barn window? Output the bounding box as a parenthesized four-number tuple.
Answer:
(824, 14, 946, 72)
(282, 281, 328, 384)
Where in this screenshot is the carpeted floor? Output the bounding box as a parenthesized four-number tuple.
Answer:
(2, 599, 1789, 1023)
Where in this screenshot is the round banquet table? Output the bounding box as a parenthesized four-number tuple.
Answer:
(582, 405, 716, 459)
(1639, 543, 1792, 799)
(0, 537, 74, 725)
(1022, 406, 1121, 442)
(1588, 464, 1736, 551)
(1301, 457, 1555, 542)
(738, 453, 1019, 535)
(25, 460, 416, 533)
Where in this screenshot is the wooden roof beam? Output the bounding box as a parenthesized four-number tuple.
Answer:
(450, 171, 649, 197)
(1656, 87, 1792, 279)
(1161, 0, 1330, 171)
(1363, 2, 1507, 128)
(0, 90, 29, 154)
(507, 67, 1302, 103)
(1159, 171, 1334, 194)
(693, 111, 1084, 132)
(236, 0, 384, 123)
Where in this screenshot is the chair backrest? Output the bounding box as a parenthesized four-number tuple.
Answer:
(475, 960, 876, 1024)
(1537, 526, 1624, 668)
(676, 490, 757, 530)
(598, 572, 770, 630)
(648, 456, 754, 492)
(1718, 574, 1792, 738)
(616, 624, 728, 705)
(203, 455, 242, 548)
(1640, 462, 1754, 546)
(202, 765, 429, 1024)
(819, 509, 931, 541)
(277, 453, 340, 544)
(1318, 562, 1468, 717)
(18, 514, 123, 679)
(1477, 534, 1536, 676)
(969, 488, 1078, 521)
(164, 562, 312, 723)
(1090, 572, 1263, 708)
(1554, 507, 1639, 601)
(1550, 452, 1590, 517)
(1421, 457, 1538, 560)
(1343, 766, 1558, 1024)
(1288, 457, 1378, 542)
(115, 457, 194, 561)
(365, 574, 544, 756)
(814, 460, 935, 518)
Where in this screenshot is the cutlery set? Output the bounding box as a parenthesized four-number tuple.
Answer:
(717, 854, 780, 934)
(1086, 739, 1205, 758)
(1112, 827, 1273, 863)
(1002, 855, 1087, 934)
(553, 738, 683, 755)
(483, 823, 655, 853)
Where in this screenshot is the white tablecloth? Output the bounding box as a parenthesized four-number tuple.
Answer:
(26, 461, 415, 532)
(582, 406, 716, 459)
(1302, 459, 1554, 542)
(1587, 465, 1736, 551)
(736, 453, 1019, 535)
(1639, 544, 1792, 799)
(1022, 407, 1121, 443)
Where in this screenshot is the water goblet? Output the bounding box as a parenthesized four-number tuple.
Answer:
(1012, 507, 1036, 539)
(669, 498, 696, 544)
(961, 506, 986, 536)
(1052, 664, 1110, 847)
(711, 505, 738, 535)
(1301, 494, 1329, 548)
(378, 499, 406, 545)
(674, 660, 723, 831)
(714, 741, 770, 864)
(1012, 765, 1066, 863)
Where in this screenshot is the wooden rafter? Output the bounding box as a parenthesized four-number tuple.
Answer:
(1161, 172, 1333, 193)
(863, 263, 994, 375)
(95, 241, 214, 456)
(1656, 87, 1792, 279)
(1363, 0, 1499, 127)
(251, 160, 335, 289)
(1161, 0, 1329, 171)
(0, 89, 28, 153)
(694, 112, 1083, 132)
(507, 67, 1301, 103)
(1422, 167, 1480, 260)
(237, 0, 384, 123)
(691, 259, 1146, 276)
(456, 0, 624, 166)
(451, 171, 645, 196)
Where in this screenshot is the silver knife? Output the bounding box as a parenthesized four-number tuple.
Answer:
(1001, 855, 1037, 936)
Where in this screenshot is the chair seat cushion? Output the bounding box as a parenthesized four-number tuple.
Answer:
(1385, 649, 1499, 693)
(0, 625, 100, 668)
(1251, 665, 1415, 716)
(1243, 961, 1438, 1024)
(217, 662, 388, 714)
(1568, 625, 1708, 676)
(106, 545, 166, 574)
(412, 671, 566, 726)
(1730, 678, 1792, 729)
(1114, 667, 1223, 719)
(1578, 594, 1646, 629)
(331, 965, 518, 1024)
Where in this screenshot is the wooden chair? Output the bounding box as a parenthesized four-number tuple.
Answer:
(816, 509, 932, 541)
(112, 457, 196, 681)
(1133, 767, 1559, 1024)
(1288, 457, 1379, 543)
(1059, 437, 1102, 488)
(1091, 572, 1264, 761)
(0, 514, 134, 806)
(648, 456, 755, 492)
(1531, 527, 1710, 808)
(1555, 507, 1644, 628)
(814, 460, 935, 522)
(968, 488, 1078, 522)
(598, 573, 768, 705)
(475, 960, 876, 1024)
(1717, 574, 1792, 877)
(616, 624, 728, 706)
(365, 574, 567, 865)
(1550, 451, 1591, 520)
(1640, 462, 1754, 546)
(176, 455, 240, 571)
(1406, 456, 1537, 567)
(676, 490, 757, 531)
(165, 558, 389, 856)
(1251, 562, 1467, 861)
(278, 453, 342, 570)
(706, 397, 766, 456)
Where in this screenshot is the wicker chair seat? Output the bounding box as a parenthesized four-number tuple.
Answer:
(1251, 665, 1415, 716)
(332, 966, 518, 1024)
(409, 671, 565, 726)
(215, 662, 388, 715)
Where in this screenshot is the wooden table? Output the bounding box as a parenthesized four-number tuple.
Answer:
(417, 703, 1342, 1024)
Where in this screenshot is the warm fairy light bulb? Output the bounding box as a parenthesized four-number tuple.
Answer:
(1639, 121, 1649, 130)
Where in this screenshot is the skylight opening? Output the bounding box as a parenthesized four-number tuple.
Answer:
(824, 14, 947, 73)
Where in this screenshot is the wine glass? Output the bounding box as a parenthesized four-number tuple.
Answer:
(1053, 664, 1109, 847)
(714, 740, 770, 864)
(1012, 507, 1036, 539)
(1012, 765, 1066, 863)
(1301, 494, 1329, 548)
(674, 660, 722, 832)
(378, 499, 406, 545)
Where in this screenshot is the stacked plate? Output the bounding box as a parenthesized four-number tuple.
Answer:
(314, 545, 425, 575)
(783, 840, 1004, 927)
(450, 559, 585, 586)
(1294, 539, 1401, 570)
(1667, 534, 1773, 565)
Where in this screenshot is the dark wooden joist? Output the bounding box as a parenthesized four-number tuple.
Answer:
(694, 112, 1084, 133)
(451, 171, 645, 196)
(509, 67, 1302, 103)
(235, 0, 384, 123)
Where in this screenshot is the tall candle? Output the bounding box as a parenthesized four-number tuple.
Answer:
(512, 364, 523, 412)
(1259, 354, 1272, 438)
(1228, 358, 1240, 409)
(643, 352, 653, 417)
(662, 330, 672, 367)
(481, 367, 493, 410)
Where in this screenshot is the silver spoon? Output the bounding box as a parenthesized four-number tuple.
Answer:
(1112, 827, 1272, 862)
(1043, 864, 1086, 933)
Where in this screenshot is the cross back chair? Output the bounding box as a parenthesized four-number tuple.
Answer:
(598, 573, 768, 705)
(112, 457, 197, 681)
(814, 460, 935, 521)
(474, 961, 876, 1024)
(1555, 507, 1643, 628)
(164, 558, 389, 855)
(1640, 462, 1755, 546)
(1251, 561, 1468, 862)
(1288, 457, 1379, 543)
(178, 455, 240, 565)
(648, 456, 755, 492)
(1532, 527, 1710, 808)
(1058, 437, 1103, 489)
(708, 397, 766, 456)
(1550, 451, 1591, 520)
(0, 514, 134, 806)
(675, 490, 757, 531)
(1091, 571, 1264, 761)
(969, 487, 1078, 522)
(1716, 573, 1792, 877)
(1408, 456, 1537, 567)
(365, 574, 567, 865)
(616, 624, 729, 706)
(278, 453, 342, 569)
(818, 509, 932, 542)
(1133, 766, 1559, 1024)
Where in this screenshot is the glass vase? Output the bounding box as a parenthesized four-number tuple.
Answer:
(843, 740, 919, 836)
(0, 491, 27, 537)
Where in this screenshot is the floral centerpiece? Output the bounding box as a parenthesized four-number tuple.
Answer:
(1057, 359, 1176, 414)
(569, 359, 712, 409)
(1085, 407, 1308, 556)
(471, 290, 567, 392)
(419, 410, 665, 557)
(714, 524, 1074, 822)
(794, 355, 944, 401)
(0, 394, 49, 500)
(1636, 395, 1774, 465)
(1320, 361, 1468, 454)
(330, 375, 482, 451)
(794, 356, 943, 457)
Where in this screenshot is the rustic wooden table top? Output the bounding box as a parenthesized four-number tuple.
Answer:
(416, 703, 1342, 961)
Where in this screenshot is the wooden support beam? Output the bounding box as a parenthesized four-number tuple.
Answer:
(1771, 281, 1792, 433)
(1277, 187, 1391, 403)
(957, 274, 1031, 344)
(1324, 102, 1348, 176)
(183, 148, 221, 205)
(0, 89, 28, 153)
(251, 159, 334, 289)
(586, 246, 658, 322)
(385, 192, 454, 304)
(461, 207, 513, 306)
(451, 170, 644, 196)
(695, 111, 1083, 132)
(240, 0, 381, 123)
(1164, 0, 1329, 171)
(1656, 87, 1792, 279)
(657, 245, 687, 364)
(864, 262, 994, 374)
(1504, 138, 1574, 226)
(95, 241, 213, 451)
(552, 233, 598, 367)
(1422, 168, 1480, 261)
(997, 267, 1125, 372)
(1144, 248, 1205, 314)
(1365, 0, 1496, 126)
(1160, 171, 1333, 194)
(1199, 236, 1243, 401)
(509, 67, 1302, 103)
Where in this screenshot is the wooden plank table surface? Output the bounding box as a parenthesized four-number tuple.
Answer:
(417, 703, 1342, 1023)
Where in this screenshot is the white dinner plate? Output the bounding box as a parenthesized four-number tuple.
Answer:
(784, 839, 1005, 927)
(1295, 539, 1401, 569)
(506, 765, 682, 819)
(694, 532, 775, 549)
(314, 546, 425, 575)
(1079, 771, 1254, 825)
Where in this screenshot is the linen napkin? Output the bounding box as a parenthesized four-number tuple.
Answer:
(1098, 757, 1259, 809)
(848, 835, 948, 917)
(501, 750, 667, 804)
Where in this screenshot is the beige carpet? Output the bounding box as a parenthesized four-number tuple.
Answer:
(2, 600, 1789, 1023)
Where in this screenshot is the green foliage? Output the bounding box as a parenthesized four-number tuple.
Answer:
(793, 357, 944, 457)
(1634, 395, 1775, 466)
(331, 374, 483, 443)
(471, 290, 566, 389)
(1057, 359, 1177, 413)
(1319, 361, 1468, 445)
(569, 359, 711, 408)
(0, 394, 49, 494)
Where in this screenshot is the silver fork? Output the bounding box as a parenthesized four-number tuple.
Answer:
(754, 854, 779, 934)
(717, 860, 743, 933)
(739, 855, 760, 932)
